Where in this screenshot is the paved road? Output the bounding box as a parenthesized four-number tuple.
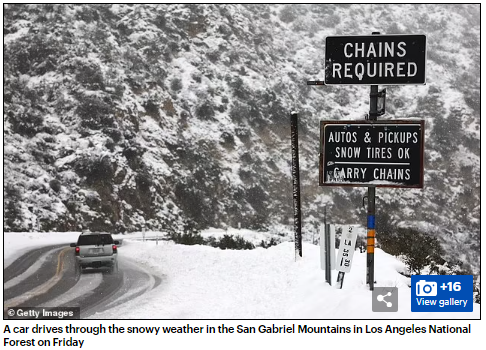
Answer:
(3, 243, 161, 318)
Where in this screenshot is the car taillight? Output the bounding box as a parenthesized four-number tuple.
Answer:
(75, 247, 80, 255)
(112, 244, 117, 253)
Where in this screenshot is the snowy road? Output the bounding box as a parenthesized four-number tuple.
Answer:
(3, 243, 162, 318)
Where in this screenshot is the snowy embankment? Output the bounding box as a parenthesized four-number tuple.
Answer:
(2, 231, 479, 319)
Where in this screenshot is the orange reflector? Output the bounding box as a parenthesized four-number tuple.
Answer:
(367, 229, 375, 253)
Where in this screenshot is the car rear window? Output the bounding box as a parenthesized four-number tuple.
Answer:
(77, 234, 114, 246)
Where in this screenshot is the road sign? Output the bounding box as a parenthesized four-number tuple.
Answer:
(336, 225, 358, 273)
(319, 120, 424, 188)
(324, 34, 427, 85)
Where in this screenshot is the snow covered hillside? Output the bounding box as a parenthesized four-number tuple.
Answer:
(3, 5, 480, 273)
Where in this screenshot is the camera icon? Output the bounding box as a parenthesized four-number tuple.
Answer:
(416, 280, 437, 296)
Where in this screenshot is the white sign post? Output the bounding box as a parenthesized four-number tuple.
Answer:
(336, 225, 358, 273)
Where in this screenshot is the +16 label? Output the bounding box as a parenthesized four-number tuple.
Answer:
(440, 282, 461, 292)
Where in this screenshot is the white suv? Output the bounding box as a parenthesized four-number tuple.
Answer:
(70, 232, 119, 274)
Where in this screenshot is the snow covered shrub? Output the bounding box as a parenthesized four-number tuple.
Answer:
(229, 102, 248, 123)
(245, 101, 264, 127)
(4, 184, 23, 232)
(143, 98, 160, 118)
(103, 127, 122, 143)
(170, 231, 206, 246)
(9, 110, 44, 138)
(217, 235, 255, 250)
(234, 125, 251, 144)
(429, 257, 473, 276)
(74, 155, 114, 185)
(431, 109, 462, 157)
(195, 101, 215, 121)
(381, 226, 444, 275)
(322, 13, 341, 27)
(5, 33, 64, 75)
(153, 12, 167, 29)
(259, 237, 279, 248)
(207, 49, 220, 63)
(135, 171, 153, 193)
(245, 185, 269, 217)
(265, 100, 286, 125)
(248, 213, 269, 232)
(279, 5, 297, 23)
(122, 140, 145, 170)
(220, 131, 235, 149)
(49, 179, 61, 193)
(170, 78, 183, 92)
(186, 15, 207, 38)
(218, 23, 232, 39)
(174, 185, 208, 228)
(169, 231, 256, 251)
(75, 5, 100, 23)
(167, 41, 179, 55)
(75, 60, 105, 90)
(77, 95, 115, 130)
(31, 139, 56, 165)
(291, 17, 310, 32)
(228, 76, 250, 99)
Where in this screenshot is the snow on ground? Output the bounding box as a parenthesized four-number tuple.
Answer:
(2, 231, 480, 319)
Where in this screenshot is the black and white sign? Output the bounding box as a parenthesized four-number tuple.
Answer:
(336, 225, 358, 273)
(325, 34, 427, 85)
(319, 120, 424, 188)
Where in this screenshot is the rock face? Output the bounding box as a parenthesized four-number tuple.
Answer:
(3, 4, 480, 271)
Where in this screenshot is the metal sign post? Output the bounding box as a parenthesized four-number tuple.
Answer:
(290, 111, 303, 259)
(367, 84, 378, 290)
(367, 32, 380, 291)
(325, 224, 332, 285)
(320, 224, 336, 286)
(336, 271, 345, 289)
(325, 224, 331, 284)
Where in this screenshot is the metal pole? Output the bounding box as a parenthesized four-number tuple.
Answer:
(325, 223, 331, 285)
(324, 205, 327, 225)
(290, 111, 302, 258)
(366, 32, 380, 291)
(337, 271, 345, 289)
(367, 85, 378, 290)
